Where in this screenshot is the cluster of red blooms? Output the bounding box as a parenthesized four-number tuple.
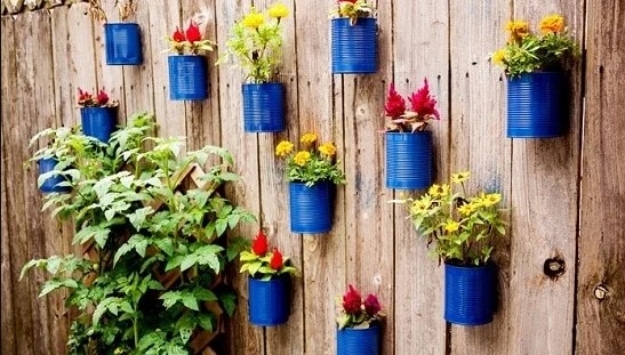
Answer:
(77, 88, 111, 107)
(342, 284, 381, 317)
(251, 230, 284, 270)
(169, 23, 204, 55)
(384, 78, 440, 121)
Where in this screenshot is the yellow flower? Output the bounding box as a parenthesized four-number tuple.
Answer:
(300, 133, 317, 144)
(275, 141, 294, 157)
(492, 49, 507, 66)
(457, 203, 475, 216)
(268, 3, 289, 19)
(444, 220, 460, 233)
(481, 193, 502, 207)
(505, 20, 530, 42)
(428, 184, 450, 197)
(410, 196, 432, 215)
(539, 14, 564, 34)
(293, 151, 311, 166)
(451, 171, 471, 184)
(319, 142, 337, 157)
(242, 11, 265, 29)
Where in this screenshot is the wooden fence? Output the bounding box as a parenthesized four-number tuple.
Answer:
(1, 0, 624, 354)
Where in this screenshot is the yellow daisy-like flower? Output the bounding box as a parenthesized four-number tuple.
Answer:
(275, 141, 294, 157)
(319, 142, 337, 157)
(242, 11, 265, 29)
(481, 193, 502, 207)
(300, 133, 317, 144)
(505, 20, 530, 42)
(491, 49, 507, 66)
(428, 184, 450, 197)
(457, 203, 475, 216)
(410, 196, 432, 215)
(539, 14, 564, 34)
(293, 151, 311, 166)
(451, 171, 471, 184)
(268, 3, 289, 19)
(444, 220, 460, 233)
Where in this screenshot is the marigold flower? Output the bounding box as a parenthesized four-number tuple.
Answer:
(384, 83, 406, 119)
(269, 248, 283, 270)
(539, 14, 564, 34)
(444, 220, 460, 233)
(293, 151, 311, 166)
(342, 285, 362, 315)
(505, 20, 530, 42)
(185, 23, 202, 43)
(300, 133, 317, 144)
(428, 184, 450, 197)
(491, 49, 507, 66)
(451, 171, 471, 184)
(242, 11, 265, 29)
(268, 3, 289, 19)
(363, 294, 381, 317)
(319, 142, 337, 157)
(408, 78, 440, 120)
(275, 141, 294, 157)
(172, 26, 186, 42)
(251, 230, 268, 256)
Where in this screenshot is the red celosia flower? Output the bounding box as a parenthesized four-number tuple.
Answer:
(172, 27, 185, 42)
(363, 294, 381, 317)
(384, 83, 406, 119)
(96, 90, 109, 105)
(269, 248, 283, 270)
(185, 23, 202, 43)
(408, 78, 440, 120)
(342, 285, 362, 315)
(251, 230, 268, 256)
(77, 88, 91, 105)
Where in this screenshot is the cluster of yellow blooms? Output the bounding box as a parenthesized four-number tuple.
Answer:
(275, 133, 338, 167)
(242, 3, 289, 29)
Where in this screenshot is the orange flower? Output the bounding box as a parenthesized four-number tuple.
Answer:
(539, 14, 564, 34)
(505, 20, 530, 42)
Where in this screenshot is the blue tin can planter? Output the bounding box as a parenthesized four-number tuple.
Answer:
(80, 107, 117, 143)
(248, 275, 290, 326)
(38, 158, 71, 194)
(336, 324, 380, 355)
(168, 55, 209, 101)
(385, 131, 432, 190)
(242, 83, 285, 133)
(104, 23, 143, 66)
(331, 17, 378, 74)
(507, 72, 565, 138)
(289, 181, 333, 234)
(444, 263, 496, 326)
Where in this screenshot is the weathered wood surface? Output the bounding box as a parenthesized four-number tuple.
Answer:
(1, 1, 625, 355)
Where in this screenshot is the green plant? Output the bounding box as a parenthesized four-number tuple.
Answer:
(384, 78, 440, 132)
(336, 284, 384, 329)
(239, 230, 298, 281)
(77, 88, 119, 108)
(274, 132, 345, 186)
(393, 171, 507, 266)
(21, 113, 256, 354)
(329, 0, 374, 24)
(216, 3, 289, 83)
(491, 14, 580, 77)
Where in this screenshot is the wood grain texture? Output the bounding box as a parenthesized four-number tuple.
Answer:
(508, 1, 584, 354)
(448, 0, 512, 353)
(392, 0, 449, 354)
(577, 0, 625, 353)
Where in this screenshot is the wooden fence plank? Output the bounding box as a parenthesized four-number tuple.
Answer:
(508, 1, 584, 354)
(448, 1, 512, 353)
(577, 0, 625, 353)
(392, 0, 450, 353)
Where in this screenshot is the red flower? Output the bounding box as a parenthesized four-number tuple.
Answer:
(269, 248, 283, 270)
(251, 230, 268, 256)
(363, 294, 381, 317)
(384, 83, 406, 119)
(342, 285, 362, 315)
(172, 27, 185, 42)
(408, 78, 440, 120)
(185, 23, 202, 43)
(77, 88, 91, 104)
(96, 90, 109, 105)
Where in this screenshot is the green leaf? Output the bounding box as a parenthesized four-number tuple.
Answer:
(197, 314, 214, 331)
(248, 261, 262, 276)
(219, 291, 237, 317)
(181, 293, 199, 311)
(193, 288, 217, 301)
(215, 219, 228, 236)
(180, 255, 196, 272)
(165, 256, 184, 271)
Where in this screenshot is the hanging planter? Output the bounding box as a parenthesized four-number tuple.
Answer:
(242, 83, 285, 133)
(104, 23, 143, 65)
(38, 157, 70, 194)
(81, 107, 117, 143)
(507, 72, 565, 138)
(337, 325, 380, 355)
(331, 17, 378, 74)
(289, 181, 333, 234)
(168, 55, 208, 101)
(385, 131, 432, 190)
(444, 263, 496, 326)
(248, 275, 291, 326)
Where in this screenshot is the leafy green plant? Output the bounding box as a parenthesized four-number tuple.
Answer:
(216, 3, 289, 83)
(492, 14, 580, 77)
(21, 113, 256, 354)
(274, 132, 345, 186)
(329, 0, 374, 25)
(239, 230, 298, 281)
(393, 171, 507, 266)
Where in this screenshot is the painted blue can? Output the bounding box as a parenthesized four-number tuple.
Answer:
(385, 131, 432, 190)
(80, 107, 117, 143)
(336, 324, 380, 355)
(242, 83, 285, 132)
(331, 17, 378, 74)
(248, 275, 290, 326)
(444, 263, 496, 326)
(507, 72, 565, 138)
(38, 158, 70, 194)
(289, 181, 333, 234)
(104, 23, 143, 65)
(168, 55, 209, 101)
